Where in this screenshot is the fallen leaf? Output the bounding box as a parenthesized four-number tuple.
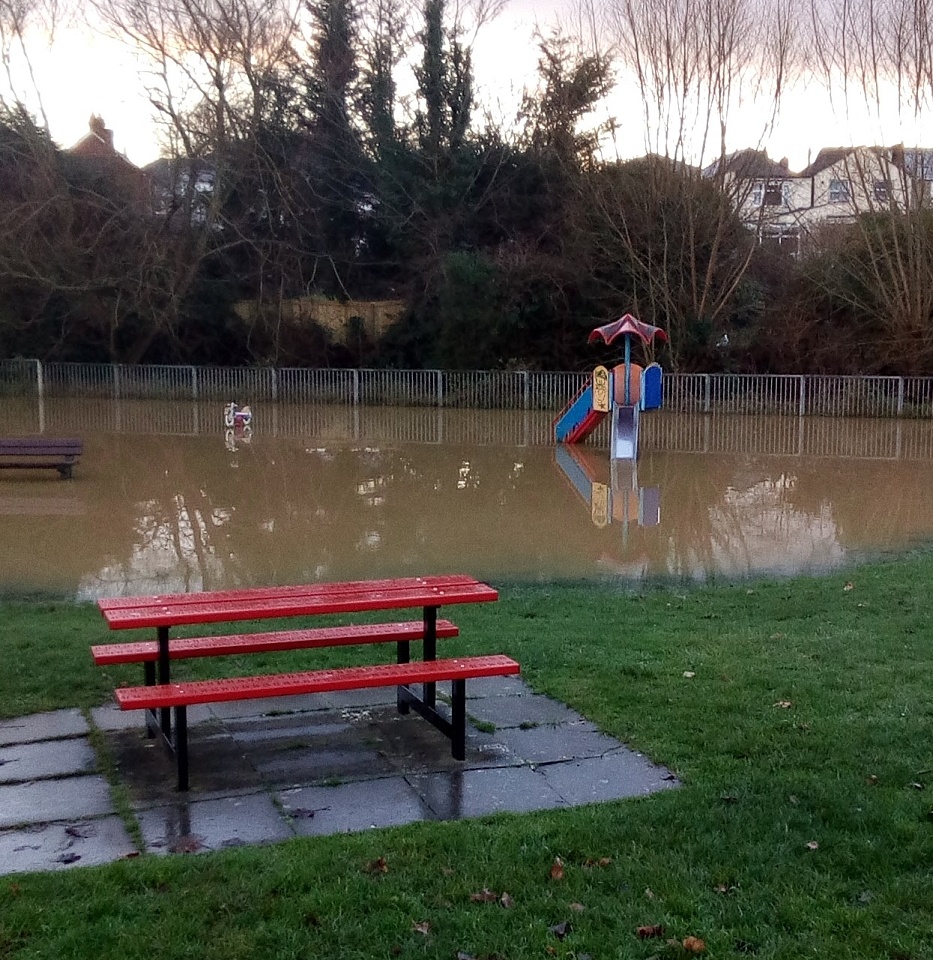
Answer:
(746, 588, 755, 595)
(805, 840, 819, 850)
(637, 924, 665, 938)
(121, 851, 141, 859)
(500, 892, 514, 908)
(683, 671, 696, 679)
(365, 857, 389, 873)
(569, 902, 586, 912)
(770, 632, 785, 640)
(548, 921, 571, 940)
(456, 952, 477, 960)
(774, 700, 793, 709)
(713, 882, 736, 895)
(411, 920, 430, 936)
(644, 887, 656, 899)
(470, 889, 498, 903)
(549, 856, 565, 881)
(7, 883, 21, 896)
(168, 835, 205, 854)
(441, 866, 455, 876)
(789, 794, 799, 805)
(844, 581, 854, 591)
(583, 856, 612, 868)
(683, 935, 707, 953)
(910, 782, 925, 791)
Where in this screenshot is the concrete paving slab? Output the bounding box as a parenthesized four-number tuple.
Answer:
(320, 687, 399, 710)
(0, 817, 136, 874)
(0, 738, 97, 783)
(408, 765, 568, 820)
(0, 676, 682, 875)
(108, 720, 263, 807)
(0, 775, 114, 829)
(0, 709, 88, 746)
(537, 753, 681, 804)
(495, 720, 626, 764)
(467, 693, 583, 729)
(91, 704, 142, 733)
(279, 776, 429, 835)
(208, 694, 328, 719)
(137, 793, 294, 854)
(438, 675, 530, 699)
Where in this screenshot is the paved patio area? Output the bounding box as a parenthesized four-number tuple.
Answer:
(0, 677, 678, 875)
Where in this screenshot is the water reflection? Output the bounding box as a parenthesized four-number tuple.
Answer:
(1, 399, 932, 597)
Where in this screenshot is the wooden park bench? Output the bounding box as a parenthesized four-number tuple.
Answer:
(94, 575, 519, 790)
(0, 438, 83, 479)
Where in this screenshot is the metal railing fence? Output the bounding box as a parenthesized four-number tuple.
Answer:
(2, 361, 932, 418)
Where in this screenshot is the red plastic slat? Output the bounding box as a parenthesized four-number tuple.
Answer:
(92, 618, 459, 664)
(100, 582, 498, 630)
(115, 655, 520, 710)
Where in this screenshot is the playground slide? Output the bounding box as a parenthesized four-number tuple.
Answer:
(610, 405, 639, 461)
(553, 382, 608, 444)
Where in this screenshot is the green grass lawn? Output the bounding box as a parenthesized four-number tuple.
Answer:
(1, 553, 933, 959)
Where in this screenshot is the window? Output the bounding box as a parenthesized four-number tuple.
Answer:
(763, 182, 784, 205)
(751, 180, 789, 206)
(873, 179, 891, 203)
(829, 179, 851, 203)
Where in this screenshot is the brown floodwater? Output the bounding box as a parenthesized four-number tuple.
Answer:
(2, 398, 933, 597)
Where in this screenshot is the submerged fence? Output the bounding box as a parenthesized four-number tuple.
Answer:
(3, 359, 933, 418)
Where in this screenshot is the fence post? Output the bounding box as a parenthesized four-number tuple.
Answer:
(352, 368, 360, 406)
(191, 366, 198, 402)
(799, 375, 806, 417)
(436, 370, 443, 408)
(270, 367, 278, 403)
(897, 377, 905, 417)
(522, 370, 530, 410)
(35, 359, 45, 434)
(704, 374, 711, 414)
(113, 364, 121, 401)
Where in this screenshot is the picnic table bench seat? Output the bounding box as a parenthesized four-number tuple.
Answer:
(92, 619, 460, 665)
(0, 438, 83, 479)
(115, 654, 520, 791)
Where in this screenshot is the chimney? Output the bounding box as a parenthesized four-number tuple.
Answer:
(89, 114, 114, 150)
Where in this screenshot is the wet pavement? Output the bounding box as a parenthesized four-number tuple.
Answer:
(0, 679, 679, 875)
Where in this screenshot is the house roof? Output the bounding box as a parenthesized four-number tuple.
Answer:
(797, 147, 859, 177)
(705, 149, 791, 179)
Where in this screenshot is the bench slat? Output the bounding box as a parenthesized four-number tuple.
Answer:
(0, 438, 83, 453)
(92, 618, 460, 665)
(115, 654, 520, 710)
(100, 581, 498, 630)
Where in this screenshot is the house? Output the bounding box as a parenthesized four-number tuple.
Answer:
(714, 145, 917, 255)
(66, 115, 150, 208)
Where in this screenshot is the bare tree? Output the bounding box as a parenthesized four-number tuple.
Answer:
(804, 0, 933, 371)
(568, 0, 800, 366)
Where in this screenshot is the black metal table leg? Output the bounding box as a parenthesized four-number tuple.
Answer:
(451, 678, 466, 760)
(158, 626, 171, 739)
(396, 637, 411, 714)
(423, 605, 437, 708)
(175, 706, 189, 791)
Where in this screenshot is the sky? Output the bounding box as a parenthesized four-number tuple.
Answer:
(23, 0, 925, 171)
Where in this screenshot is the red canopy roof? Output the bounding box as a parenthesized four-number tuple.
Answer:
(587, 313, 669, 347)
